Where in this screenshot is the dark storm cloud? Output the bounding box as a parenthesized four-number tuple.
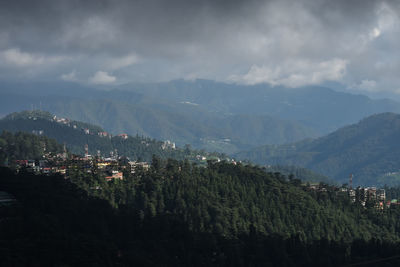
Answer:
(0, 0, 257, 54)
(0, 0, 399, 93)
(0, 0, 378, 55)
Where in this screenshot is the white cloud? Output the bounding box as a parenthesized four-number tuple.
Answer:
(376, 2, 397, 33)
(359, 79, 377, 91)
(230, 58, 348, 88)
(61, 70, 77, 81)
(2, 48, 41, 66)
(89, 71, 116, 84)
(0, 48, 64, 67)
(350, 79, 380, 93)
(364, 3, 396, 43)
(369, 27, 381, 39)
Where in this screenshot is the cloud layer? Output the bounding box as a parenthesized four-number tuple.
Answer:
(229, 58, 348, 88)
(89, 71, 116, 84)
(0, 0, 399, 94)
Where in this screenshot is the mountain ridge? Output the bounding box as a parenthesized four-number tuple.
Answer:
(236, 112, 400, 186)
(1, 80, 400, 153)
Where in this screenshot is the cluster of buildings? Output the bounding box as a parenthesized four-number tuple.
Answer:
(13, 147, 150, 182)
(69, 154, 149, 181)
(15, 158, 67, 176)
(307, 183, 388, 209)
(196, 155, 207, 161)
(27, 114, 181, 158)
(161, 140, 176, 150)
(344, 186, 400, 209)
(347, 187, 386, 208)
(53, 116, 70, 125)
(52, 115, 130, 140)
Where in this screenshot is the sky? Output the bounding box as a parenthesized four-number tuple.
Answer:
(0, 0, 400, 96)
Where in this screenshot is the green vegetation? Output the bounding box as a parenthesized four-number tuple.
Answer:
(1, 130, 400, 265)
(2, 161, 400, 266)
(4, 110, 400, 264)
(0, 112, 224, 163)
(0, 111, 336, 185)
(4, 110, 103, 133)
(236, 113, 400, 186)
(264, 165, 336, 184)
(72, 159, 400, 242)
(384, 186, 400, 200)
(0, 131, 63, 165)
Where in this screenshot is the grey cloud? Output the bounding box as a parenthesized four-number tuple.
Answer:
(0, 0, 399, 94)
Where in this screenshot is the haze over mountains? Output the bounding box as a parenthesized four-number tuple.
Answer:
(1, 80, 400, 154)
(236, 113, 400, 186)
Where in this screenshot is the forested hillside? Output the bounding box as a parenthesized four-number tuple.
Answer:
(2, 161, 400, 266)
(0, 131, 63, 165)
(71, 159, 398, 242)
(4, 110, 103, 133)
(236, 113, 400, 186)
(0, 111, 223, 163)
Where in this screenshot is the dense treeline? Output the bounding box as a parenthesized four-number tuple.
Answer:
(0, 167, 119, 266)
(69, 159, 400, 242)
(4, 159, 400, 266)
(3, 163, 400, 266)
(385, 186, 400, 200)
(0, 131, 63, 165)
(3, 126, 400, 265)
(263, 165, 335, 184)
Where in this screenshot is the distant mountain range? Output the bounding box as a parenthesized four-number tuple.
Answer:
(119, 80, 400, 133)
(1, 79, 400, 153)
(236, 113, 400, 186)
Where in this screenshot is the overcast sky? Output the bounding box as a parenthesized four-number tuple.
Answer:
(0, 0, 400, 95)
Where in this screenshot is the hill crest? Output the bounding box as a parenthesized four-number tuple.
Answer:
(236, 112, 400, 186)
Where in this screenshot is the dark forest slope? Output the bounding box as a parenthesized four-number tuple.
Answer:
(2, 161, 400, 266)
(236, 113, 400, 186)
